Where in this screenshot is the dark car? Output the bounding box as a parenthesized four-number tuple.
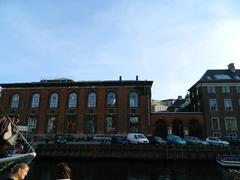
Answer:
(111, 135, 127, 144)
(54, 135, 67, 144)
(147, 136, 167, 144)
(221, 136, 240, 145)
(65, 134, 79, 142)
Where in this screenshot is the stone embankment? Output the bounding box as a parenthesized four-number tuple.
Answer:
(36, 144, 240, 161)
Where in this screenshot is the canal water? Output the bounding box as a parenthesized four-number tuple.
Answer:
(0, 159, 236, 180)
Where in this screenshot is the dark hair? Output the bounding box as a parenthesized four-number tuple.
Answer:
(55, 162, 71, 179)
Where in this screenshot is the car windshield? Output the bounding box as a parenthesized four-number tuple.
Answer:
(175, 136, 182, 141)
(155, 137, 162, 141)
(57, 136, 65, 139)
(137, 135, 145, 138)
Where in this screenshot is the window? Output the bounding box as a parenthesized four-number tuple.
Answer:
(207, 86, 215, 93)
(129, 92, 138, 108)
(31, 93, 40, 108)
(10, 94, 20, 108)
(66, 116, 76, 133)
(85, 115, 96, 134)
(237, 86, 240, 93)
(129, 116, 139, 132)
(222, 86, 230, 93)
(211, 117, 220, 131)
(224, 99, 233, 111)
(234, 75, 240, 80)
(225, 117, 237, 131)
(107, 92, 116, 107)
(27, 116, 37, 133)
(229, 132, 237, 138)
(88, 92, 96, 108)
(213, 132, 221, 137)
(47, 116, 56, 133)
(215, 74, 231, 80)
(105, 116, 115, 133)
(209, 99, 218, 111)
(68, 93, 77, 108)
(50, 93, 58, 108)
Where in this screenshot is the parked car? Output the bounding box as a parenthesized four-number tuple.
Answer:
(54, 135, 67, 144)
(111, 135, 128, 144)
(127, 133, 149, 144)
(147, 136, 167, 144)
(92, 135, 111, 143)
(183, 136, 208, 145)
(206, 137, 229, 146)
(166, 135, 187, 145)
(221, 136, 240, 146)
(65, 134, 80, 142)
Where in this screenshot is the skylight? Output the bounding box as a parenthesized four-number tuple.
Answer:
(214, 74, 231, 80)
(206, 76, 212, 80)
(234, 75, 240, 80)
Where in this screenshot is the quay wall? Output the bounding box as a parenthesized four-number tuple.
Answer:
(36, 144, 240, 161)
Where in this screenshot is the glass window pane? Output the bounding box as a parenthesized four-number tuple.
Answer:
(88, 92, 96, 108)
(11, 94, 20, 108)
(129, 92, 138, 108)
(68, 93, 77, 108)
(107, 92, 116, 107)
(31, 93, 40, 108)
(50, 93, 58, 108)
(211, 117, 220, 131)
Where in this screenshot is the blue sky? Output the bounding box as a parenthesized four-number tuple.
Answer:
(1, 0, 240, 100)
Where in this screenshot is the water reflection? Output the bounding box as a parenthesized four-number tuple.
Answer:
(0, 159, 235, 180)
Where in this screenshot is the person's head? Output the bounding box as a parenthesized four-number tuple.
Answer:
(10, 163, 29, 180)
(55, 162, 71, 179)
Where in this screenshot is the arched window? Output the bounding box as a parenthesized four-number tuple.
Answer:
(88, 92, 96, 108)
(50, 93, 59, 108)
(107, 92, 116, 107)
(68, 93, 77, 108)
(31, 93, 40, 108)
(129, 92, 138, 108)
(11, 94, 20, 108)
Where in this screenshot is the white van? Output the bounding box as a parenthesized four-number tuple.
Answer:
(127, 133, 149, 144)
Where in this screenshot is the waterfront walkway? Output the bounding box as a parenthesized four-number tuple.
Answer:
(36, 144, 240, 161)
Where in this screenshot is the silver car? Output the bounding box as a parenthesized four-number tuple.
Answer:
(206, 137, 229, 146)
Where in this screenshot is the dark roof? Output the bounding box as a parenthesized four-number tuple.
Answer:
(189, 68, 240, 90)
(169, 99, 186, 108)
(0, 80, 153, 88)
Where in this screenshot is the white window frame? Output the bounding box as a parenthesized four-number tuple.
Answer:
(224, 117, 237, 131)
(224, 99, 233, 111)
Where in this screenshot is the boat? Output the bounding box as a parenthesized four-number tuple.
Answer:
(0, 106, 37, 171)
(217, 155, 240, 167)
(0, 152, 36, 171)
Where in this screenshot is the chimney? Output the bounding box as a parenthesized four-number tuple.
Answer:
(177, 96, 182, 100)
(228, 63, 236, 72)
(119, 76, 122, 81)
(136, 75, 138, 81)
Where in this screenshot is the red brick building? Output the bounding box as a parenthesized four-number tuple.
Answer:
(0, 78, 153, 137)
(151, 112, 204, 138)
